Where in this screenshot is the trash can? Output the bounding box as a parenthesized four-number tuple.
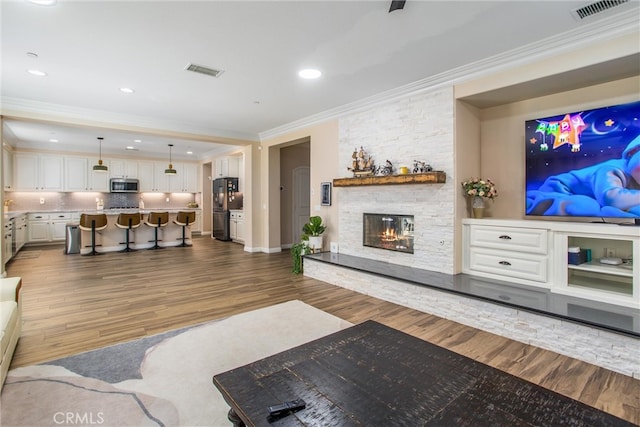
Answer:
(65, 223, 81, 254)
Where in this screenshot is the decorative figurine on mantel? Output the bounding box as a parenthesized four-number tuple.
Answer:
(413, 160, 433, 173)
(378, 160, 394, 176)
(348, 146, 376, 177)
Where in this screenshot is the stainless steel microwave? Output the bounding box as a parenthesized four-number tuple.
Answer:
(110, 178, 139, 193)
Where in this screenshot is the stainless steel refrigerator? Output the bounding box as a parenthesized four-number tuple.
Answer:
(213, 177, 242, 240)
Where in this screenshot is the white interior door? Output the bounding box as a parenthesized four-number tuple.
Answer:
(292, 166, 310, 244)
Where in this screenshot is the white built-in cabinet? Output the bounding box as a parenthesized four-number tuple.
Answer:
(64, 156, 110, 192)
(462, 218, 639, 309)
(11, 153, 198, 193)
(109, 159, 138, 179)
(230, 210, 245, 243)
(13, 153, 64, 191)
(137, 161, 198, 193)
(27, 212, 71, 243)
(214, 156, 240, 178)
(3, 148, 13, 190)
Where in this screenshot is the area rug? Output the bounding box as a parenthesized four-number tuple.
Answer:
(0, 300, 352, 427)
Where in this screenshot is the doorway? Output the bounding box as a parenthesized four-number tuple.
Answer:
(279, 140, 310, 247)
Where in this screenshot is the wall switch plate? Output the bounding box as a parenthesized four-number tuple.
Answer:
(606, 248, 616, 257)
(39, 197, 45, 204)
(330, 242, 338, 253)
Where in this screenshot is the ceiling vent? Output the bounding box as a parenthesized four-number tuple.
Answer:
(571, 0, 629, 20)
(184, 63, 224, 78)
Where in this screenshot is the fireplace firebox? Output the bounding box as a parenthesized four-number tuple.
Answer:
(363, 213, 414, 253)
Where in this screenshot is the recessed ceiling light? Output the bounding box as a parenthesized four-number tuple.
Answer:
(186, 151, 193, 155)
(298, 68, 322, 79)
(133, 139, 142, 143)
(28, 0, 57, 5)
(119, 87, 135, 94)
(27, 69, 47, 77)
(49, 138, 58, 143)
(126, 146, 135, 150)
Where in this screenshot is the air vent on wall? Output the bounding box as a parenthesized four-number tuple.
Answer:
(571, 0, 629, 20)
(184, 63, 224, 78)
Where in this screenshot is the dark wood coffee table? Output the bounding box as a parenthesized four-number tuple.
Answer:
(212, 320, 630, 426)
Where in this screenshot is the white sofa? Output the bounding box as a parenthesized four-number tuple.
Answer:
(1, 277, 22, 391)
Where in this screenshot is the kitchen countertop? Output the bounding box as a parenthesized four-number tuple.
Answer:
(4, 208, 201, 220)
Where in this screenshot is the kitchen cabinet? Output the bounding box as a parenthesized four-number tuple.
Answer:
(214, 156, 240, 178)
(64, 156, 110, 192)
(3, 148, 13, 190)
(230, 210, 244, 243)
(3, 219, 13, 265)
(28, 212, 71, 243)
(138, 161, 198, 193)
(137, 161, 172, 192)
(168, 163, 199, 193)
(13, 214, 27, 254)
(109, 159, 138, 179)
(13, 153, 64, 191)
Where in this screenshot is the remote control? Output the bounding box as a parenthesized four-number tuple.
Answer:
(267, 398, 306, 417)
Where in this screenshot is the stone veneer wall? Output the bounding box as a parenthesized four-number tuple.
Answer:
(304, 260, 639, 378)
(337, 86, 456, 274)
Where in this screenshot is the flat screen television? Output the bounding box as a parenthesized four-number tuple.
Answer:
(525, 100, 640, 220)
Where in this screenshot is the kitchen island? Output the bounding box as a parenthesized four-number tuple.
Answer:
(77, 209, 200, 253)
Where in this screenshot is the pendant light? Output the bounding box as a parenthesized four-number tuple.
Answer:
(93, 137, 108, 172)
(165, 143, 177, 175)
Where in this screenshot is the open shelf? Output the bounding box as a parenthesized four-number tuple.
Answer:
(333, 171, 446, 187)
(568, 261, 633, 278)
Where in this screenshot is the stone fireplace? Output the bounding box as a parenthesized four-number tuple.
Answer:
(363, 213, 414, 253)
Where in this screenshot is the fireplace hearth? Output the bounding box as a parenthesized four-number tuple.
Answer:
(363, 213, 414, 253)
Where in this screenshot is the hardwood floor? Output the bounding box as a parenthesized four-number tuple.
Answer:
(5, 236, 640, 424)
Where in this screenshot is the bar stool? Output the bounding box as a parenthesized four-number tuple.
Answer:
(173, 211, 196, 247)
(79, 213, 108, 255)
(145, 212, 169, 249)
(115, 212, 142, 252)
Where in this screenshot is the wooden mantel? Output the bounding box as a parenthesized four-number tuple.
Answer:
(333, 171, 446, 187)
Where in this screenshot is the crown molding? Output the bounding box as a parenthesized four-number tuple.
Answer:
(1, 97, 260, 143)
(259, 12, 639, 141)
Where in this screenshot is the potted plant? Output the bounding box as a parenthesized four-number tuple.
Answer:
(303, 216, 327, 251)
(291, 241, 311, 274)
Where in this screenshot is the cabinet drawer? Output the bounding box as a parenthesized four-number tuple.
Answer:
(470, 226, 547, 254)
(28, 213, 50, 221)
(50, 212, 72, 221)
(469, 248, 548, 283)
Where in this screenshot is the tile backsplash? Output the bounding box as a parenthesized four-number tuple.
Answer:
(4, 191, 199, 212)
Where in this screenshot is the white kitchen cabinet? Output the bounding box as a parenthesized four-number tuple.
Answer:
(109, 159, 138, 179)
(13, 214, 27, 253)
(3, 148, 13, 190)
(138, 161, 171, 192)
(138, 161, 156, 192)
(87, 157, 110, 191)
(14, 153, 63, 191)
(64, 156, 88, 191)
(230, 210, 244, 243)
(64, 156, 110, 192)
(3, 219, 13, 265)
(214, 156, 240, 178)
(28, 212, 72, 242)
(168, 162, 199, 193)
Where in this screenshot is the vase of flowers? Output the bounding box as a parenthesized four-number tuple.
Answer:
(461, 178, 498, 218)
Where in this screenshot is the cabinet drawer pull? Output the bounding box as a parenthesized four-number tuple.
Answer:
(498, 235, 512, 240)
(498, 261, 511, 266)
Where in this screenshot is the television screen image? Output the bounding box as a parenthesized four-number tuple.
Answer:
(525, 100, 640, 219)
